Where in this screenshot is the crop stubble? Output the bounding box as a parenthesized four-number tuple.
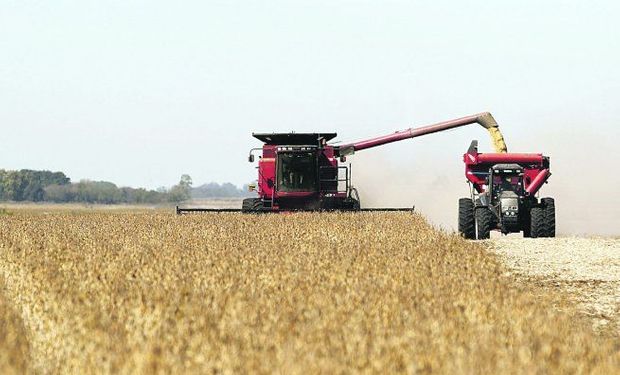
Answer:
(0, 211, 618, 374)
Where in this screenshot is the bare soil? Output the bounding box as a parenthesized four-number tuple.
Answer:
(489, 237, 620, 332)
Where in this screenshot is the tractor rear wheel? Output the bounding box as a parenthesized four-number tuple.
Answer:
(475, 207, 494, 240)
(529, 207, 545, 238)
(242, 198, 264, 213)
(458, 198, 475, 239)
(541, 197, 556, 237)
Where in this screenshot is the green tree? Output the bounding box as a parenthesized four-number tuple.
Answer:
(168, 175, 193, 203)
(179, 174, 192, 189)
(0, 169, 70, 201)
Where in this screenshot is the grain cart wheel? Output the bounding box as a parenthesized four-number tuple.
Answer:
(541, 197, 556, 238)
(458, 198, 476, 239)
(242, 198, 263, 213)
(529, 207, 545, 238)
(475, 207, 494, 240)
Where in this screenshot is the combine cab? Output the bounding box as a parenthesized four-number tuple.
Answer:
(459, 140, 555, 239)
(243, 132, 361, 212)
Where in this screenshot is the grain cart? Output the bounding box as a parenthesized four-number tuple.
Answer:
(459, 140, 555, 239)
(177, 112, 507, 214)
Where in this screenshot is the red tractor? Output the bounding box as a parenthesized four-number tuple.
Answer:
(176, 112, 506, 214)
(459, 140, 555, 239)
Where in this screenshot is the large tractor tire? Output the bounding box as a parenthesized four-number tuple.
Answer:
(475, 207, 495, 240)
(529, 207, 546, 238)
(541, 197, 556, 238)
(458, 198, 476, 239)
(242, 198, 264, 213)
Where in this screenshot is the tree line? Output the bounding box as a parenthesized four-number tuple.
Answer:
(0, 170, 193, 204)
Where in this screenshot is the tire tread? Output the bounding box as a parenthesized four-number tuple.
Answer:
(530, 207, 545, 238)
(475, 207, 494, 240)
(458, 198, 476, 239)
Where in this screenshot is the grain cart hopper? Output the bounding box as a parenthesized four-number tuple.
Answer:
(458, 140, 555, 239)
(177, 112, 507, 214)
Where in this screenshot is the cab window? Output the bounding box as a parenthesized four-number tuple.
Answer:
(277, 152, 317, 192)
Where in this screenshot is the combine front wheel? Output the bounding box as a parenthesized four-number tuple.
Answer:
(242, 198, 264, 213)
(458, 198, 475, 239)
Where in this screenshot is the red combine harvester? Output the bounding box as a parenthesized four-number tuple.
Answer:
(459, 140, 555, 239)
(177, 112, 506, 214)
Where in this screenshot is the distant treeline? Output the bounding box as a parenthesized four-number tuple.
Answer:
(0, 170, 192, 204)
(0, 169, 251, 204)
(0, 170, 70, 202)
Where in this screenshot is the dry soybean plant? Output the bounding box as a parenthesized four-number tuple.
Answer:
(0, 211, 618, 374)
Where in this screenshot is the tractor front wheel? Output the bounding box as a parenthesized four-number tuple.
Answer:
(475, 207, 494, 240)
(458, 198, 475, 239)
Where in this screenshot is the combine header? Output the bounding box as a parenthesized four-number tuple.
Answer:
(177, 112, 507, 214)
(459, 140, 555, 239)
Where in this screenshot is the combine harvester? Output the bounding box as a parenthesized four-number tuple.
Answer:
(178, 112, 508, 214)
(458, 140, 555, 239)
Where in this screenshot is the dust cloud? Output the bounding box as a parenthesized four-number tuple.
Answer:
(351, 153, 466, 232)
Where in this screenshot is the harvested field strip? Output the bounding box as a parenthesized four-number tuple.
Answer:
(0, 212, 618, 373)
(490, 237, 620, 334)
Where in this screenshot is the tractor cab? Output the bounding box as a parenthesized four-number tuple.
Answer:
(489, 164, 524, 198)
(488, 163, 525, 228)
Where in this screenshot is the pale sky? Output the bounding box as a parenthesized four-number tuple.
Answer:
(1, 1, 619, 233)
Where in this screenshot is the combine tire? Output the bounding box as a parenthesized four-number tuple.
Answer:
(458, 198, 476, 239)
(541, 197, 556, 237)
(475, 207, 494, 240)
(242, 198, 263, 213)
(529, 207, 545, 238)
